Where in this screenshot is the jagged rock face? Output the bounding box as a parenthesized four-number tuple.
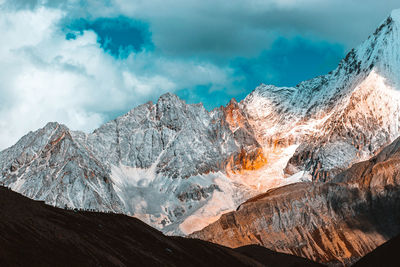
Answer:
(0, 122, 123, 212)
(221, 99, 267, 173)
(75, 93, 264, 179)
(352, 233, 400, 267)
(190, 136, 400, 265)
(285, 69, 400, 181)
(242, 12, 400, 181)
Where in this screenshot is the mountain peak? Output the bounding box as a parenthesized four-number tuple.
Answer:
(43, 121, 70, 134)
(227, 98, 239, 107)
(158, 92, 181, 103)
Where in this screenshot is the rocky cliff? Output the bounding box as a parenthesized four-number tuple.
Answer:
(190, 136, 400, 265)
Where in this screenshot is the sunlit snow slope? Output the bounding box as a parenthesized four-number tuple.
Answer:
(244, 10, 400, 182)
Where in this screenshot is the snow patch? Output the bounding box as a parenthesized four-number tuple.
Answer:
(111, 163, 244, 234)
(179, 174, 251, 235)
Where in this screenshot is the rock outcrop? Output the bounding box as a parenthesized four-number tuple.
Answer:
(353, 233, 400, 267)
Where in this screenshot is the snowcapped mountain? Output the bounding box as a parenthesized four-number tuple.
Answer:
(0, 122, 124, 212)
(244, 10, 400, 182)
(1, 10, 400, 236)
(0, 93, 267, 234)
(190, 10, 400, 265)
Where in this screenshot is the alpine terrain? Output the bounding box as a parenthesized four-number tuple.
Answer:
(190, 9, 400, 265)
(1, 8, 400, 256)
(191, 135, 400, 265)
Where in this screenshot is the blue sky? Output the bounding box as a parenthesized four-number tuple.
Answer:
(63, 14, 345, 109)
(0, 0, 399, 148)
(65, 16, 153, 58)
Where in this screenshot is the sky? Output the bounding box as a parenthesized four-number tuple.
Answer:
(0, 0, 399, 149)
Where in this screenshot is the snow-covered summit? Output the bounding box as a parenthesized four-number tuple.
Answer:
(243, 10, 400, 181)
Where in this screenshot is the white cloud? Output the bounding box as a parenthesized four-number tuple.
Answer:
(110, 0, 400, 55)
(1, 0, 399, 150)
(0, 6, 235, 149)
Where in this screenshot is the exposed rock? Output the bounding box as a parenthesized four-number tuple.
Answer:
(0, 122, 123, 213)
(77, 93, 264, 179)
(177, 184, 221, 202)
(191, 137, 400, 265)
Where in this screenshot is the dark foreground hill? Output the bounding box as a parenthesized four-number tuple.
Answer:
(0, 186, 321, 267)
(353, 233, 400, 267)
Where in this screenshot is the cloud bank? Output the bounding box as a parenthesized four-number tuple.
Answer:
(0, 0, 399, 149)
(0, 5, 236, 149)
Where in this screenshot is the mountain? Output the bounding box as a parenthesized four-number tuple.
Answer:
(190, 135, 400, 265)
(2, 9, 400, 236)
(0, 94, 271, 235)
(0, 185, 323, 267)
(243, 9, 400, 182)
(0, 122, 124, 212)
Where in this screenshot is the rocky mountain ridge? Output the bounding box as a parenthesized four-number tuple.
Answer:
(0, 93, 268, 234)
(243, 10, 400, 181)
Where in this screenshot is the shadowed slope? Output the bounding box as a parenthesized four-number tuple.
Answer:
(353, 233, 400, 267)
(235, 245, 323, 267)
(0, 186, 321, 267)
